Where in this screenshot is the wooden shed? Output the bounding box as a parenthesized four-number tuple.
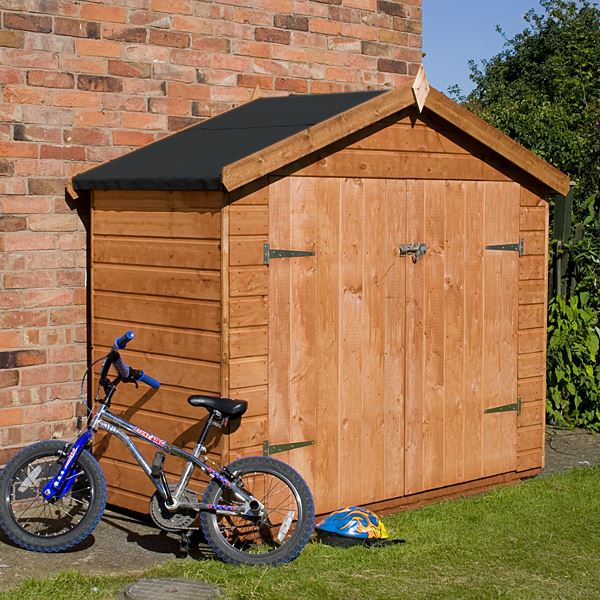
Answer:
(72, 73, 570, 515)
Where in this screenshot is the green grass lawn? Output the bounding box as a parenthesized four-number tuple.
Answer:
(2, 464, 599, 600)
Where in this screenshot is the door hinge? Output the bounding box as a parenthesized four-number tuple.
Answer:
(484, 398, 522, 415)
(485, 239, 524, 256)
(263, 440, 315, 456)
(263, 243, 315, 265)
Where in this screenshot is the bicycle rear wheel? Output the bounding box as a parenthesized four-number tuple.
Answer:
(0, 440, 106, 552)
(200, 456, 314, 566)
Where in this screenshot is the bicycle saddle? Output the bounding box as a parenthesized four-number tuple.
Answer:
(187, 395, 248, 418)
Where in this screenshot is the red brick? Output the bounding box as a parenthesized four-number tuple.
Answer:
(274, 14, 309, 31)
(0, 330, 22, 348)
(75, 38, 122, 57)
(28, 214, 80, 232)
(0, 215, 25, 231)
(0, 29, 24, 47)
(0, 141, 37, 159)
(4, 269, 54, 288)
(376, 0, 406, 16)
(22, 401, 74, 423)
(122, 78, 165, 95)
(129, 10, 172, 28)
(166, 81, 210, 100)
(55, 269, 85, 286)
(63, 127, 110, 146)
(0, 291, 22, 309)
(377, 58, 408, 74)
(0, 177, 27, 195)
(54, 17, 101, 39)
(148, 97, 190, 115)
(0, 310, 49, 328)
(5, 49, 57, 69)
(255, 27, 291, 45)
(112, 130, 155, 146)
(80, 4, 128, 23)
(103, 26, 147, 43)
(77, 74, 123, 93)
(0, 407, 23, 426)
(151, 0, 192, 13)
(25, 252, 76, 270)
(4, 12, 52, 33)
(0, 160, 15, 177)
(122, 112, 166, 130)
(275, 77, 309, 93)
(108, 59, 151, 78)
(50, 306, 85, 326)
(26, 70, 74, 89)
(75, 111, 121, 127)
(3, 85, 48, 105)
(49, 345, 85, 364)
(0, 370, 19, 389)
(22, 106, 73, 126)
(13, 125, 61, 144)
(0, 349, 47, 369)
(4, 423, 52, 446)
(237, 74, 274, 89)
(152, 62, 197, 83)
(40, 145, 86, 161)
(167, 116, 202, 132)
(52, 382, 82, 401)
(0, 196, 53, 214)
(26, 178, 63, 196)
(0, 68, 23, 84)
(150, 29, 190, 48)
(191, 36, 230, 53)
(50, 91, 100, 109)
(23, 289, 74, 308)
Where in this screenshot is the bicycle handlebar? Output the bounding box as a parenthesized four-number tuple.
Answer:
(109, 330, 161, 390)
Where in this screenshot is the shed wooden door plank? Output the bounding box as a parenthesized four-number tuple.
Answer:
(383, 179, 406, 499)
(404, 179, 426, 495)
(315, 177, 341, 512)
(288, 177, 318, 490)
(362, 178, 387, 504)
(338, 177, 366, 506)
(422, 180, 446, 490)
(442, 180, 466, 486)
(463, 181, 485, 482)
(268, 177, 292, 464)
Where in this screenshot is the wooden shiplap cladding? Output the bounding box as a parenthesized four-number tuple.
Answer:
(91, 190, 224, 512)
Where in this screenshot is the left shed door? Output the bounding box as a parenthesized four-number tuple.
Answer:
(267, 177, 407, 515)
(91, 190, 224, 513)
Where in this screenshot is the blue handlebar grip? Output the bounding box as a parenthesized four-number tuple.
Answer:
(137, 371, 160, 389)
(114, 330, 135, 350)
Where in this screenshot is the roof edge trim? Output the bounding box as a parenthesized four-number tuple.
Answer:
(221, 83, 415, 191)
(424, 88, 570, 196)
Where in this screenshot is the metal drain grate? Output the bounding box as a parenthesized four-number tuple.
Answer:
(123, 578, 221, 600)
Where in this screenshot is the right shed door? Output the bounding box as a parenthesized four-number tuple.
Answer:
(404, 180, 519, 495)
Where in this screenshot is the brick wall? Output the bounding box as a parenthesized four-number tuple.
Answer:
(0, 0, 422, 465)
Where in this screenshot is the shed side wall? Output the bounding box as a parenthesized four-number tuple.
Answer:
(516, 187, 549, 471)
(91, 190, 224, 513)
(226, 188, 270, 457)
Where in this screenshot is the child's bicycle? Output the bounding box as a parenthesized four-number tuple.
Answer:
(0, 331, 314, 566)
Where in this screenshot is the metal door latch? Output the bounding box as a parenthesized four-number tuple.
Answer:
(399, 243, 428, 263)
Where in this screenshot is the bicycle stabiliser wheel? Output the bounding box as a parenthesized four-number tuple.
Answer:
(200, 456, 314, 566)
(0, 440, 107, 552)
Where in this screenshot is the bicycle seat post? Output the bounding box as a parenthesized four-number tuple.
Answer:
(172, 408, 223, 504)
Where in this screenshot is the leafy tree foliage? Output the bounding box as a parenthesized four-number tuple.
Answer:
(454, 0, 600, 429)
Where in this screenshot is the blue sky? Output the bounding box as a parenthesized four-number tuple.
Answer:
(422, 0, 543, 95)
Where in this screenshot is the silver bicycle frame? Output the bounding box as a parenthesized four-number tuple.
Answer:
(90, 403, 254, 514)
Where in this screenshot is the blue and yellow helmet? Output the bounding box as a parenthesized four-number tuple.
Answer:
(315, 506, 388, 546)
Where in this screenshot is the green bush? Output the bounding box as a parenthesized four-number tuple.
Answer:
(547, 292, 600, 430)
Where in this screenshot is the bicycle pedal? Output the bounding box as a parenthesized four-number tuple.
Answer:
(151, 451, 165, 478)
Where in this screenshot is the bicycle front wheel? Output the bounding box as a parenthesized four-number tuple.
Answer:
(0, 440, 106, 552)
(200, 456, 314, 566)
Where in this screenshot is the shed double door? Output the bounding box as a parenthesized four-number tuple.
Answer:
(267, 176, 519, 513)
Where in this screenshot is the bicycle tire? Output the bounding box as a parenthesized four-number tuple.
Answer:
(200, 456, 314, 566)
(0, 440, 106, 553)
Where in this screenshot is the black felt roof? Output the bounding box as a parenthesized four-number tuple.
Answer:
(73, 90, 386, 191)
